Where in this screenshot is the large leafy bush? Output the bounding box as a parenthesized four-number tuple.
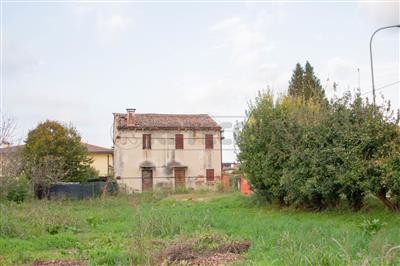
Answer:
(237, 91, 400, 211)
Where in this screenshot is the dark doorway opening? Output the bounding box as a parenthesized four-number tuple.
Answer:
(142, 168, 153, 191)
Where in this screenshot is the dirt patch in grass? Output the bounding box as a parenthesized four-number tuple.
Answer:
(157, 232, 251, 265)
(32, 260, 85, 266)
(191, 253, 244, 266)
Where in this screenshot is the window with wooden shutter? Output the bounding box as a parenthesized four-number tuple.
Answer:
(206, 169, 214, 182)
(205, 134, 213, 149)
(143, 134, 151, 149)
(175, 134, 184, 149)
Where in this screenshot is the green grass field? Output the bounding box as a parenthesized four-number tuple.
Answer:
(1, 192, 400, 265)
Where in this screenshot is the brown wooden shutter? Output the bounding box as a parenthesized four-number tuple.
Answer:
(205, 134, 213, 149)
(175, 134, 184, 149)
(143, 134, 151, 149)
(206, 169, 214, 182)
(148, 134, 151, 149)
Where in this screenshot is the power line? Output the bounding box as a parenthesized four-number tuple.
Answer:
(361, 80, 400, 96)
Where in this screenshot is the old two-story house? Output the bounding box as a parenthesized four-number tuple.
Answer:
(113, 109, 222, 192)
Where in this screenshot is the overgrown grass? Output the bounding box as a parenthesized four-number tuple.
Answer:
(1, 192, 400, 265)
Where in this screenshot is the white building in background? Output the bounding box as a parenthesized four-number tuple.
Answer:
(112, 109, 222, 193)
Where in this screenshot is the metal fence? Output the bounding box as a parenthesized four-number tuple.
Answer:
(49, 181, 118, 200)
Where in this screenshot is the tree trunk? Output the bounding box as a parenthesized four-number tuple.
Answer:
(378, 190, 399, 211)
(34, 183, 50, 200)
(353, 200, 364, 212)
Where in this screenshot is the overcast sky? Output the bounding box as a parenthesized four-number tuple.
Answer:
(3, 0, 399, 161)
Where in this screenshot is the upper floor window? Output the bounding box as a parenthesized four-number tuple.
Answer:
(175, 134, 184, 149)
(206, 169, 214, 182)
(205, 134, 213, 149)
(143, 134, 151, 149)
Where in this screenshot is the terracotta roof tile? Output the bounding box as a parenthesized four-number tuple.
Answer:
(114, 113, 221, 130)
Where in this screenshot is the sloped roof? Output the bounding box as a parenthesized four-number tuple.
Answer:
(114, 113, 221, 130)
(83, 143, 113, 154)
(0, 143, 112, 154)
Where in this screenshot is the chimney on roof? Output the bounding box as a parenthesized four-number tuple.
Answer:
(126, 108, 136, 126)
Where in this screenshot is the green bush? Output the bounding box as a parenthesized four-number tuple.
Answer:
(228, 174, 240, 191)
(216, 181, 225, 192)
(237, 91, 400, 211)
(6, 175, 29, 203)
(359, 218, 386, 236)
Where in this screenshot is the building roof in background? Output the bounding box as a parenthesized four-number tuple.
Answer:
(83, 143, 113, 154)
(0, 143, 112, 154)
(114, 113, 222, 130)
(0, 144, 24, 154)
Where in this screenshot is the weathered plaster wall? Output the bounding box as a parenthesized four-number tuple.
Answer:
(113, 129, 222, 192)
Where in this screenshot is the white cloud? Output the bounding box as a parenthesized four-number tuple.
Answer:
(72, 5, 95, 16)
(258, 63, 278, 72)
(359, 0, 400, 24)
(210, 17, 242, 32)
(178, 13, 286, 118)
(210, 15, 274, 67)
(327, 57, 359, 84)
(71, 6, 134, 42)
(97, 15, 133, 32)
(95, 14, 133, 43)
(4, 40, 42, 76)
(190, 13, 285, 113)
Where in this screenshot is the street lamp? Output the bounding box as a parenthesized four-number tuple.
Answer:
(369, 24, 400, 105)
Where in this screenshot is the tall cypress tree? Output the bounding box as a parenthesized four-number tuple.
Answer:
(288, 63, 304, 97)
(288, 61, 326, 102)
(303, 61, 325, 101)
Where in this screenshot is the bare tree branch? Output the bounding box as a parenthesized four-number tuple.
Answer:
(0, 116, 17, 146)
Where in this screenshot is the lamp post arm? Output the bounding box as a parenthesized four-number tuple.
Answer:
(369, 25, 400, 106)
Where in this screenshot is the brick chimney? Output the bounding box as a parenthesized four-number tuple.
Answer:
(126, 108, 136, 127)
